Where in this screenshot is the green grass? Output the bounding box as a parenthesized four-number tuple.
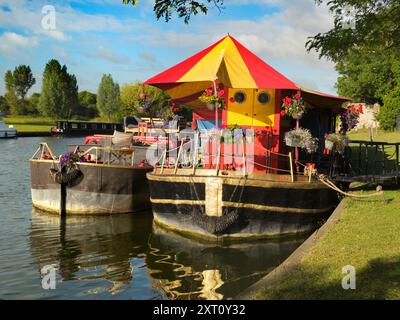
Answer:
(348, 128, 400, 143)
(255, 129, 400, 300)
(257, 191, 400, 299)
(1, 116, 54, 132)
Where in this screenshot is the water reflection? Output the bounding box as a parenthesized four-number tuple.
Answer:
(29, 208, 307, 299)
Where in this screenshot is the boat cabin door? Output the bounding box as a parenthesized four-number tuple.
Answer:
(227, 88, 275, 128)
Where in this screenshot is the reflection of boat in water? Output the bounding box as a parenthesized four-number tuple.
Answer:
(29, 208, 153, 297)
(146, 224, 308, 300)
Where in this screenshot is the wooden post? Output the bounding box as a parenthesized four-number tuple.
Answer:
(289, 152, 294, 182)
(192, 132, 199, 175)
(174, 141, 183, 174)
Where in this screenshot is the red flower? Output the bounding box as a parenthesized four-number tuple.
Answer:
(206, 89, 213, 96)
(351, 107, 356, 113)
(280, 110, 286, 117)
(358, 106, 363, 114)
(217, 89, 225, 97)
(171, 102, 176, 107)
(139, 93, 146, 100)
(294, 92, 301, 100)
(229, 97, 235, 103)
(221, 124, 227, 129)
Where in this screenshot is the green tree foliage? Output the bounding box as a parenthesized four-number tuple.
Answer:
(308, 0, 400, 62)
(97, 74, 121, 121)
(39, 59, 79, 119)
(0, 96, 8, 113)
(121, 82, 170, 119)
(26, 93, 41, 115)
(378, 86, 400, 130)
(77, 91, 98, 119)
(309, 1, 400, 130)
(122, 0, 224, 23)
(12, 65, 36, 100)
(336, 48, 398, 104)
(4, 70, 18, 114)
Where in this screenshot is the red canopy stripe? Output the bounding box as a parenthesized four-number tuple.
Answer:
(143, 37, 225, 86)
(230, 37, 299, 89)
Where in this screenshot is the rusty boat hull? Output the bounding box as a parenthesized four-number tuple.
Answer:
(30, 160, 152, 215)
(147, 169, 339, 241)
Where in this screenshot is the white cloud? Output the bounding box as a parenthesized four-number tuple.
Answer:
(0, 32, 38, 56)
(85, 46, 130, 64)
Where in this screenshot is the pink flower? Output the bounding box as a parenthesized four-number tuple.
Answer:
(221, 124, 227, 129)
(280, 110, 286, 117)
(294, 92, 301, 99)
(206, 89, 213, 96)
(217, 90, 225, 97)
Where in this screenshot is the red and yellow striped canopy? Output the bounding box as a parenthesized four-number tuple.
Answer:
(144, 35, 349, 108)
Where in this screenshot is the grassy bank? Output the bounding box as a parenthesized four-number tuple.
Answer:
(257, 190, 400, 299)
(256, 128, 400, 300)
(1, 116, 54, 132)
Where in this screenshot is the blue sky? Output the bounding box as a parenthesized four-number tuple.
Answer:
(0, 0, 338, 96)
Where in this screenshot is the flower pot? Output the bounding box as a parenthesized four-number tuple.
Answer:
(285, 136, 302, 147)
(291, 111, 304, 120)
(206, 103, 215, 111)
(325, 140, 334, 150)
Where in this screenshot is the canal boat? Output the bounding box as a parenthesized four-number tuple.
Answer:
(0, 121, 17, 138)
(30, 133, 155, 215)
(144, 35, 350, 241)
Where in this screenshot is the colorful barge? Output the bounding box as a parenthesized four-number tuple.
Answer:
(144, 35, 349, 240)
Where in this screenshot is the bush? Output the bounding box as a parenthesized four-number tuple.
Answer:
(378, 86, 400, 131)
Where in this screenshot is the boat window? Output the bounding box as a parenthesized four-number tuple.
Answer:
(71, 123, 78, 129)
(234, 91, 246, 104)
(81, 123, 87, 129)
(257, 92, 270, 105)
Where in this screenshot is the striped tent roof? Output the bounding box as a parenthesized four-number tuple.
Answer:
(144, 35, 349, 108)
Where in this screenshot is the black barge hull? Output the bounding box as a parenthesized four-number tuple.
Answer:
(30, 160, 152, 215)
(147, 170, 338, 241)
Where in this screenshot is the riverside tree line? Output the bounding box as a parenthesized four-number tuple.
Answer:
(1, 59, 172, 122)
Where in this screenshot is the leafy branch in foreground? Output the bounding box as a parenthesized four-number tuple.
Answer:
(122, 0, 224, 23)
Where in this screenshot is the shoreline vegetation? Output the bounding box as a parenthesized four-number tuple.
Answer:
(0, 115, 119, 133)
(254, 129, 400, 300)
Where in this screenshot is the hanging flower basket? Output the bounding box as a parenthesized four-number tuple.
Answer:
(285, 128, 318, 153)
(291, 111, 304, 120)
(325, 139, 334, 150)
(199, 87, 225, 110)
(281, 92, 306, 119)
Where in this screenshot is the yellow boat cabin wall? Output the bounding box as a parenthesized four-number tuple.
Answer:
(227, 88, 276, 128)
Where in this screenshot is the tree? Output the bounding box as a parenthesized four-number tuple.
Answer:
(39, 59, 79, 119)
(121, 82, 170, 119)
(97, 74, 121, 121)
(77, 91, 98, 119)
(336, 47, 398, 104)
(307, 0, 400, 62)
(0, 96, 8, 113)
(25, 93, 41, 115)
(12, 65, 36, 100)
(4, 70, 18, 115)
(122, 0, 224, 23)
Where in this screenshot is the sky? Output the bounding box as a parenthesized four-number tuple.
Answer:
(0, 0, 339, 97)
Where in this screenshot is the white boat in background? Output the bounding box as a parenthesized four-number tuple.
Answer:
(0, 121, 17, 138)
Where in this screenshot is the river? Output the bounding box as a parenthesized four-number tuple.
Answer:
(0, 136, 307, 300)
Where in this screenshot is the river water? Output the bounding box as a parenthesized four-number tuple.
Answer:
(0, 136, 307, 300)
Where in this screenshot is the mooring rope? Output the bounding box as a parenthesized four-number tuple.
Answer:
(318, 174, 384, 199)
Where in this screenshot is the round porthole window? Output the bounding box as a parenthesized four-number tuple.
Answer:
(257, 92, 270, 104)
(234, 91, 246, 104)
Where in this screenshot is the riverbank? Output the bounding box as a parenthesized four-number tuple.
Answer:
(252, 188, 400, 299)
(241, 129, 400, 299)
(1, 116, 54, 133)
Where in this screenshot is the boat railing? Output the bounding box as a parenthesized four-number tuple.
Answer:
(31, 142, 150, 167)
(154, 135, 296, 182)
(31, 142, 56, 160)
